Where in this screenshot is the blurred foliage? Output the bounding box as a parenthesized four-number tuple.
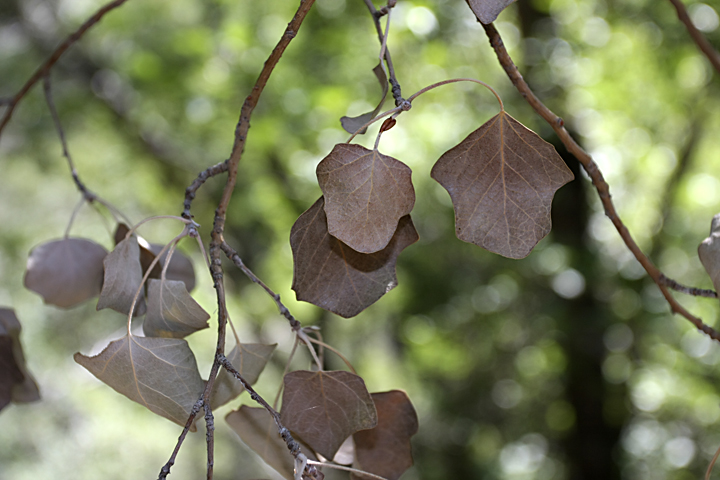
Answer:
(1, 0, 720, 479)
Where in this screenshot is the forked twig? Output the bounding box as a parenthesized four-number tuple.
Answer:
(481, 22, 720, 341)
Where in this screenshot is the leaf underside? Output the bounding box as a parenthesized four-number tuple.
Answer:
(317, 143, 415, 253)
(210, 342, 276, 409)
(226, 406, 317, 480)
(340, 63, 389, 135)
(290, 197, 419, 318)
(431, 111, 574, 259)
(24, 238, 107, 309)
(352, 390, 419, 480)
(97, 237, 146, 315)
(74, 335, 204, 429)
(143, 279, 210, 339)
(280, 370, 378, 459)
(466, 0, 517, 24)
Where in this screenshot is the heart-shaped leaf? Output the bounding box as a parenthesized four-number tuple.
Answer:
(74, 335, 204, 428)
(340, 63, 389, 135)
(352, 390, 418, 480)
(143, 279, 210, 339)
(290, 197, 419, 318)
(210, 342, 276, 409)
(317, 144, 415, 253)
(431, 111, 574, 259)
(280, 370, 377, 459)
(0, 309, 40, 413)
(699, 214, 720, 292)
(466, 0, 517, 24)
(226, 406, 316, 480)
(97, 236, 146, 315)
(24, 238, 107, 308)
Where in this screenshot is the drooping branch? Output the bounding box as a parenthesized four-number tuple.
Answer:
(0, 0, 130, 139)
(668, 0, 720, 75)
(481, 22, 720, 342)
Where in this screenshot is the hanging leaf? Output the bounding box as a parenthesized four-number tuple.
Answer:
(317, 143, 415, 253)
(210, 342, 276, 409)
(0, 309, 40, 413)
(74, 334, 204, 428)
(97, 236, 146, 315)
(340, 63, 389, 135)
(352, 390, 418, 480)
(698, 214, 720, 292)
(24, 238, 107, 308)
(226, 406, 317, 480)
(143, 279, 210, 339)
(149, 244, 196, 292)
(115, 223, 196, 291)
(290, 197, 419, 318)
(280, 370, 377, 459)
(431, 111, 573, 259)
(466, 0, 517, 24)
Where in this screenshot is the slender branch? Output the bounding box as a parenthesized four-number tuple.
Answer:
(668, 0, 720, 75)
(707, 442, 720, 480)
(158, 399, 204, 480)
(0, 0, 130, 139)
(660, 275, 718, 298)
(363, 0, 403, 105)
(182, 161, 229, 220)
(203, 403, 215, 480)
(481, 22, 720, 342)
(220, 241, 302, 331)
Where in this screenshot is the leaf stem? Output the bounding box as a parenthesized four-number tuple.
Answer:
(64, 196, 87, 239)
(346, 105, 403, 144)
(124, 215, 193, 241)
(303, 335, 357, 374)
(273, 337, 300, 411)
(407, 77, 504, 111)
(306, 460, 389, 480)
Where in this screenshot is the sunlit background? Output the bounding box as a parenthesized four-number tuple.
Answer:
(2, 0, 720, 479)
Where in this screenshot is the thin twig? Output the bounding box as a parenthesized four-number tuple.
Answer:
(158, 398, 204, 480)
(707, 442, 720, 480)
(660, 274, 718, 298)
(203, 403, 215, 480)
(182, 161, 229, 220)
(363, 0, 403, 105)
(668, 0, 720, 75)
(0, 0, 130, 139)
(219, 241, 302, 331)
(481, 22, 720, 342)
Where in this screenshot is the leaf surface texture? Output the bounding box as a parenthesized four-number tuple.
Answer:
(143, 279, 209, 338)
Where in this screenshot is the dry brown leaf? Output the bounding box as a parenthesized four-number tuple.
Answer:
(341, 63, 389, 135)
(24, 238, 107, 308)
(114, 223, 162, 279)
(317, 143, 415, 253)
(149, 244, 196, 292)
(352, 390, 418, 480)
(466, 0, 517, 24)
(431, 111, 574, 259)
(210, 342, 276, 409)
(74, 334, 204, 428)
(226, 406, 316, 480)
(698, 214, 720, 292)
(290, 197, 418, 318)
(97, 236, 146, 315)
(143, 279, 210, 338)
(280, 370, 377, 459)
(0, 309, 40, 413)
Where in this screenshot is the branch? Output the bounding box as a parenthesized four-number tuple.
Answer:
(668, 0, 720, 75)
(158, 399, 205, 480)
(182, 161, 229, 220)
(362, 0, 403, 105)
(481, 22, 720, 342)
(0, 0, 129, 140)
(660, 275, 718, 298)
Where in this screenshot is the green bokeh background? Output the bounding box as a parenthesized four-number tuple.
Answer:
(1, 0, 720, 479)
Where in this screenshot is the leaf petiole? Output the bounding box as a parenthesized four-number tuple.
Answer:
(407, 77, 504, 111)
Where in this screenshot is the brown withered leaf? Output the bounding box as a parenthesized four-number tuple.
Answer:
(24, 238, 107, 308)
(290, 197, 419, 318)
(74, 334, 204, 428)
(226, 406, 317, 480)
(210, 342, 276, 409)
(0, 309, 40, 413)
(97, 236, 146, 315)
(280, 370, 377, 459)
(352, 390, 418, 480)
(341, 63, 389, 135)
(317, 143, 415, 253)
(466, 0, 517, 24)
(699, 214, 720, 292)
(143, 279, 210, 338)
(431, 111, 573, 259)
(149, 244, 196, 292)
(114, 223, 162, 279)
